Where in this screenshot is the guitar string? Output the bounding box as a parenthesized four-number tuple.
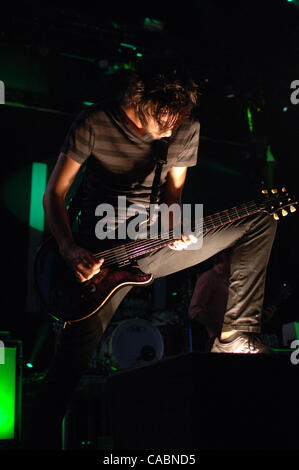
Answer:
(101, 193, 292, 264)
(92, 209, 247, 259)
(93, 202, 259, 266)
(91, 201, 260, 267)
(97, 210, 259, 268)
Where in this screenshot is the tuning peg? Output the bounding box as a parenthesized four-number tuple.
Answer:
(290, 205, 296, 213)
(271, 188, 278, 194)
(282, 187, 287, 192)
(261, 189, 268, 194)
(281, 209, 288, 216)
(273, 213, 279, 220)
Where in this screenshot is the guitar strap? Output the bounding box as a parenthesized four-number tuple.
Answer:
(149, 138, 169, 205)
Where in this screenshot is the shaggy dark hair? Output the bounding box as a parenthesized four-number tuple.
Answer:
(121, 57, 199, 131)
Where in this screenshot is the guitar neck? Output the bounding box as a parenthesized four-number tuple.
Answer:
(202, 200, 258, 233)
(95, 200, 259, 268)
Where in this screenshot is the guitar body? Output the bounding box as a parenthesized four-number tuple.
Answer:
(34, 237, 153, 323)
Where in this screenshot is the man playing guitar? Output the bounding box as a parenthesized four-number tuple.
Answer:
(29, 57, 278, 449)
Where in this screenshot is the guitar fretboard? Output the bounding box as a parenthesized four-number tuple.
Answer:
(94, 200, 259, 268)
(202, 201, 258, 231)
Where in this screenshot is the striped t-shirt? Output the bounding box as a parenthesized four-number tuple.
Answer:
(61, 104, 200, 236)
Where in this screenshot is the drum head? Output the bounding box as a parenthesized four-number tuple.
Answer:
(110, 318, 164, 369)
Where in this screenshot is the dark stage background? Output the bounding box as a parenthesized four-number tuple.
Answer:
(0, 0, 298, 384)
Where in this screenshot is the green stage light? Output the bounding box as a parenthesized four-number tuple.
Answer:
(0, 347, 16, 440)
(143, 17, 164, 32)
(120, 42, 137, 51)
(247, 107, 253, 133)
(29, 162, 47, 232)
(266, 146, 275, 163)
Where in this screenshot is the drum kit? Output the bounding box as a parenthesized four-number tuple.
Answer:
(93, 308, 188, 375)
(88, 274, 195, 375)
(98, 318, 164, 372)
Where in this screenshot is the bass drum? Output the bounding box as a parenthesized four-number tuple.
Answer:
(98, 318, 164, 371)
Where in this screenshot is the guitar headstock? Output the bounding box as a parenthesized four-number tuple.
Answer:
(259, 187, 298, 220)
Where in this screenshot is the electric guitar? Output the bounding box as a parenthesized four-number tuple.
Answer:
(34, 187, 297, 324)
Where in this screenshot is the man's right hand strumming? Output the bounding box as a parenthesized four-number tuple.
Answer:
(60, 241, 104, 283)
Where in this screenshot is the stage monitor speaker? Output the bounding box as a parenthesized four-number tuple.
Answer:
(0, 337, 22, 449)
(108, 351, 299, 450)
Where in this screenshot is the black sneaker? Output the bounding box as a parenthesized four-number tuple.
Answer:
(211, 333, 272, 354)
